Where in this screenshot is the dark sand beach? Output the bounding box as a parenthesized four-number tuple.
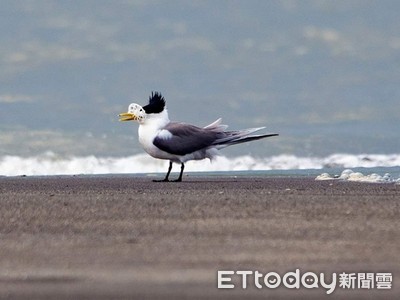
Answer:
(0, 175, 399, 299)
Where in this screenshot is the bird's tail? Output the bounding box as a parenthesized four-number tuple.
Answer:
(204, 119, 278, 149)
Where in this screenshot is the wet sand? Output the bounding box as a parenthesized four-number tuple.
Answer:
(0, 175, 399, 299)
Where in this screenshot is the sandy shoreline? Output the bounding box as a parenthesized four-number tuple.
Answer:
(0, 175, 399, 299)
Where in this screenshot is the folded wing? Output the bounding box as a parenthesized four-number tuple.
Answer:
(153, 119, 278, 156)
(153, 122, 219, 156)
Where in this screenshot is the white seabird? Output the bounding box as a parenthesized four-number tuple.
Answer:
(119, 92, 278, 182)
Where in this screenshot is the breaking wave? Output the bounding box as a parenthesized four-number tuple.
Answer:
(1, 152, 400, 176)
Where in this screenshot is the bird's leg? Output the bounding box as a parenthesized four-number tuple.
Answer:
(172, 163, 185, 182)
(153, 161, 173, 182)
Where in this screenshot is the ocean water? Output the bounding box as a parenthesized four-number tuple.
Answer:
(1, 152, 400, 183)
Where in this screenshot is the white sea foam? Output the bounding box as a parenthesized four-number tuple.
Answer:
(316, 169, 400, 184)
(1, 152, 400, 176)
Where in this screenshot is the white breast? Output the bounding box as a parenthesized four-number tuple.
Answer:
(138, 125, 162, 157)
(137, 111, 177, 161)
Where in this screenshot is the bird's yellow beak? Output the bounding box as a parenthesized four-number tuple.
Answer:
(118, 112, 137, 121)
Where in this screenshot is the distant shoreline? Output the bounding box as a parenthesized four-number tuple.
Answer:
(1, 152, 400, 177)
(2, 164, 400, 180)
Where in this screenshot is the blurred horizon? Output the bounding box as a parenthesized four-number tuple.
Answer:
(1, 0, 399, 158)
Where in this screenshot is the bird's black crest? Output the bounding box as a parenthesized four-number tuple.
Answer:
(143, 92, 166, 114)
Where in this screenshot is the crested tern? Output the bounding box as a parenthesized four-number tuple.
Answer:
(119, 92, 278, 182)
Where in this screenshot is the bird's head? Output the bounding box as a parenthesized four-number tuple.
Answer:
(119, 92, 166, 124)
(119, 103, 147, 123)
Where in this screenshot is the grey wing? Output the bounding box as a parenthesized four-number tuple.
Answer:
(153, 122, 218, 156)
